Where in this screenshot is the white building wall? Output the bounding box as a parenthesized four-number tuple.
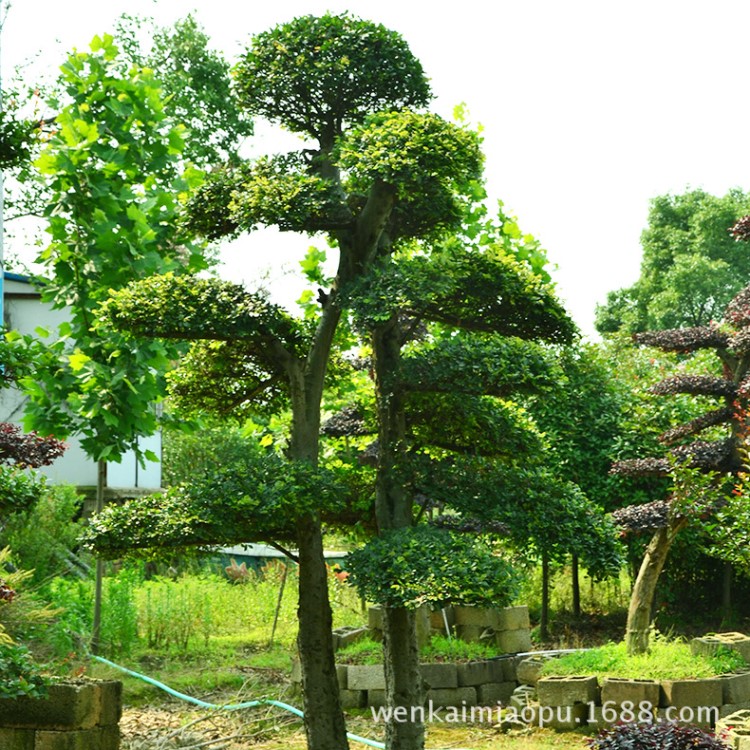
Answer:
(1, 274, 162, 491)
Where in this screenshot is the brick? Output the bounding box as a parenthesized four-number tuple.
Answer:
(348, 665, 385, 691)
(601, 678, 660, 708)
(493, 606, 530, 632)
(367, 690, 386, 708)
(419, 663, 457, 689)
(457, 660, 504, 687)
(339, 689, 366, 709)
(426, 687, 477, 707)
(0, 727, 34, 750)
(692, 633, 750, 663)
(495, 629, 532, 654)
(537, 675, 598, 706)
(723, 672, 750, 704)
(477, 682, 516, 706)
(659, 678, 723, 708)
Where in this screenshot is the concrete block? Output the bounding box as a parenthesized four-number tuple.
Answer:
(660, 678, 723, 708)
(368, 606, 383, 631)
(348, 665, 386, 691)
(496, 629, 532, 654)
(339, 689, 366, 709)
(717, 708, 750, 736)
(493, 606, 530, 632)
(496, 655, 519, 682)
(419, 663, 457, 689)
(95, 681, 122, 726)
(509, 684, 537, 710)
(336, 665, 348, 690)
(454, 606, 494, 627)
(537, 675, 598, 706)
(456, 624, 485, 643)
(0, 727, 34, 750)
(426, 687, 477, 707)
(477, 682, 517, 706)
(601, 678, 660, 708)
(35, 726, 119, 750)
(457, 660, 504, 687)
(334, 627, 369, 650)
(367, 690, 386, 708)
(429, 607, 455, 632)
(720, 702, 750, 719)
(723, 672, 750, 704)
(0, 683, 99, 730)
(516, 656, 548, 686)
(538, 702, 588, 730)
(692, 633, 750, 663)
(291, 658, 301, 683)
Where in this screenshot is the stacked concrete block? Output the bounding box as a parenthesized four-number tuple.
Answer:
(537, 675, 598, 706)
(420, 663, 457, 689)
(691, 633, 750, 663)
(601, 678, 660, 708)
(659, 678, 723, 709)
(0, 680, 122, 750)
(332, 626, 369, 651)
(717, 709, 750, 750)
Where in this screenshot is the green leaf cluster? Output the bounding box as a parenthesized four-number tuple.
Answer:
(234, 12, 431, 144)
(346, 526, 519, 609)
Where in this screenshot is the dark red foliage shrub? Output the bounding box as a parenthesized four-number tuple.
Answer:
(588, 722, 730, 750)
(0, 423, 66, 468)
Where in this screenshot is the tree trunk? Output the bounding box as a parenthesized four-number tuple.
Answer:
(721, 561, 733, 627)
(625, 518, 686, 655)
(571, 553, 581, 618)
(382, 607, 425, 750)
(539, 553, 550, 642)
(296, 515, 349, 750)
(91, 459, 106, 655)
(372, 317, 424, 750)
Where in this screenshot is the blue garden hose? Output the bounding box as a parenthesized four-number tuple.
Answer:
(92, 654, 385, 749)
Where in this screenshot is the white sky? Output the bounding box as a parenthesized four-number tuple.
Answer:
(5, 0, 750, 338)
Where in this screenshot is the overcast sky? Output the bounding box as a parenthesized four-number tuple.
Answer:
(5, 0, 750, 338)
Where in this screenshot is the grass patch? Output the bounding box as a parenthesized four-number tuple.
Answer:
(542, 635, 745, 680)
(336, 634, 502, 665)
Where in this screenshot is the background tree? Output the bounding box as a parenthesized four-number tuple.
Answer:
(84, 13, 486, 750)
(610, 289, 750, 654)
(20, 33, 208, 653)
(342, 212, 621, 749)
(595, 189, 750, 335)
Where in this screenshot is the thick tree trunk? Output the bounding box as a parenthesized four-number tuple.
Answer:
(297, 515, 349, 750)
(571, 554, 581, 618)
(626, 518, 686, 655)
(284, 302, 350, 750)
(372, 317, 425, 750)
(382, 607, 425, 750)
